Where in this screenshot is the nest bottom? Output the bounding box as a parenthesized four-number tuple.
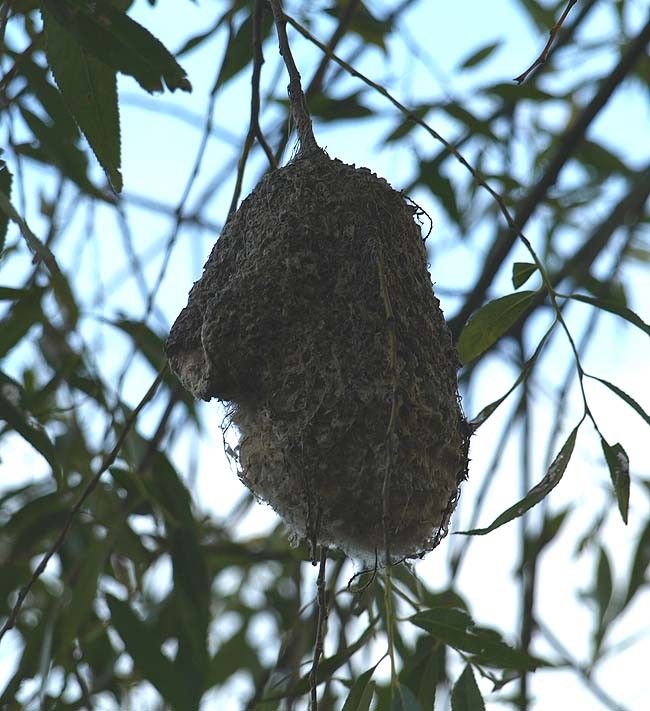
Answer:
(233, 392, 466, 562)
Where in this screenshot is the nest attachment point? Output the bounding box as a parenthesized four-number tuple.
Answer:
(167, 154, 469, 561)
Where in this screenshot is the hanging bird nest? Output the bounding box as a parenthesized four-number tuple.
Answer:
(167, 152, 469, 561)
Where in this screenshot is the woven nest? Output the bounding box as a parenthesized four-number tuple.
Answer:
(167, 154, 469, 560)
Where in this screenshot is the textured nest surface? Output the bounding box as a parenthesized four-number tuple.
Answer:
(167, 154, 469, 560)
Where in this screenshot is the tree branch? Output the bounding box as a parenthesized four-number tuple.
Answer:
(449, 15, 650, 339)
(515, 0, 579, 83)
(268, 0, 322, 157)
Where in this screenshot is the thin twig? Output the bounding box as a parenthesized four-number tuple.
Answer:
(514, 0, 578, 84)
(0, 191, 64, 277)
(450, 15, 650, 339)
(309, 547, 329, 710)
(268, 0, 322, 157)
(228, 0, 278, 216)
(0, 366, 167, 643)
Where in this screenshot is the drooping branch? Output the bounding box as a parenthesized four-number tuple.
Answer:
(268, 0, 322, 157)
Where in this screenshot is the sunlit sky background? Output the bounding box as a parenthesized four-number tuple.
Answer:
(1, 0, 649, 709)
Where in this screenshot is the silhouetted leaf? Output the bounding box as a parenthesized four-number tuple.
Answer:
(111, 317, 199, 421)
(574, 139, 628, 178)
(0, 159, 11, 251)
(391, 684, 423, 711)
(399, 637, 445, 710)
(16, 105, 108, 200)
(512, 262, 538, 289)
(41, 0, 191, 94)
(624, 519, 650, 607)
(265, 625, 375, 700)
(342, 664, 378, 711)
(0, 286, 33, 300)
(305, 91, 373, 121)
(441, 102, 497, 140)
(5, 49, 80, 140)
(411, 608, 547, 671)
(511, 0, 557, 31)
(595, 546, 613, 626)
(457, 41, 502, 70)
(151, 453, 209, 703)
(213, 10, 273, 91)
(451, 665, 485, 711)
(207, 626, 261, 687)
(57, 529, 119, 656)
(519, 508, 571, 572)
(565, 293, 650, 337)
(176, 10, 228, 57)
(457, 291, 537, 363)
(107, 594, 185, 708)
(326, 1, 391, 51)
(481, 81, 555, 103)
(589, 376, 650, 426)
(0, 373, 62, 484)
(460, 425, 579, 535)
(601, 440, 630, 524)
(383, 106, 430, 143)
(42, 8, 122, 191)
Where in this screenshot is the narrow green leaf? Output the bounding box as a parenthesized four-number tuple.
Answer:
(512, 262, 538, 289)
(5, 49, 80, 141)
(410, 608, 548, 671)
(391, 684, 423, 711)
(304, 91, 373, 122)
(565, 293, 650, 337)
(0, 160, 12, 251)
(441, 103, 497, 141)
(383, 106, 430, 143)
(0, 286, 32, 300)
(399, 638, 445, 710)
(519, 508, 571, 571)
(110, 316, 199, 421)
(595, 546, 613, 626)
(57, 529, 119, 655)
(106, 594, 185, 709)
(470, 369, 527, 429)
(326, 1, 391, 51)
(357, 681, 376, 711)
(0, 382, 63, 484)
(457, 41, 502, 70)
(459, 426, 578, 536)
(176, 11, 228, 57)
(451, 665, 485, 711)
(41, 0, 191, 94)
(264, 625, 375, 700)
(457, 291, 536, 363)
(151, 453, 210, 699)
(342, 664, 378, 711)
(589, 376, 650, 426)
(624, 519, 650, 607)
(207, 627, 261, 687)
(17, 105, 107, 200)
(213, 11, 273, 91)
(0, 284, 45, 358)
(42, 8, 122, 191)
(601, 440, 630, 524)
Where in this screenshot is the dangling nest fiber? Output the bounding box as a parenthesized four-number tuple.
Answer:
(167, 154, 469, 560)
